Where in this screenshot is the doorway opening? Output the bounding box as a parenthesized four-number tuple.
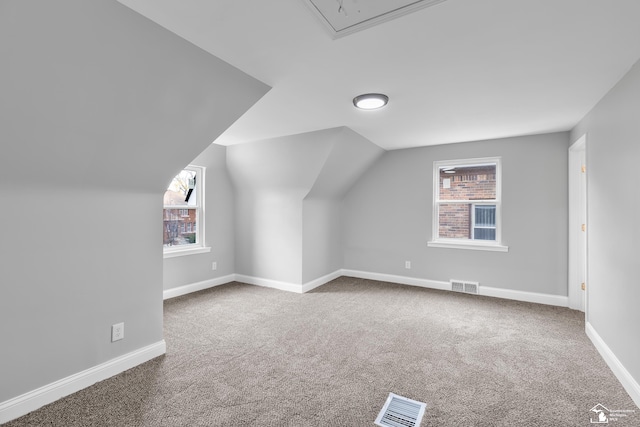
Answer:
(568, 135, 587, 314)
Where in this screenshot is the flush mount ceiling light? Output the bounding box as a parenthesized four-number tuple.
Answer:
(353, 93, 389, 110)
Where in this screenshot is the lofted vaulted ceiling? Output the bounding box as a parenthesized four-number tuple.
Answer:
(117, 0, 640, 150)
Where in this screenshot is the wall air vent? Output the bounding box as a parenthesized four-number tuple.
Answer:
(451, 280, 479, 295)
(451, 280, 465, 293)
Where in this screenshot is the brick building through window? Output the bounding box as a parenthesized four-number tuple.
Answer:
(437, 163, 497, 241)
(163, 190, 197, 246)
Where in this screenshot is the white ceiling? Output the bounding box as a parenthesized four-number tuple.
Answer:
(117, 0, 640, 150)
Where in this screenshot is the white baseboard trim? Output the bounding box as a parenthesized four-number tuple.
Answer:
(234, 270, 343, 294)
(164, 270, 569, 308)
(341, 269, 450, 291)
(302, 270, 343, 293)
(341, 269, 568, 307)
(163, 274, 235, 300)
(235, 274, 304, 294)
(480, 286, 569, 307)
(0, 340, 166, 425)
(586, 322, 640, 408)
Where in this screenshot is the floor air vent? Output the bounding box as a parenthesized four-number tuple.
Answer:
(375, 393, 426, 427)
(451, 279, 479, 295)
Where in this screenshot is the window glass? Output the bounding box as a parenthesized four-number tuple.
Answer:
(163, 168, 201, 248)
(432, 158, 502, 247)
(438, 164, 496, 201)
(473, 205, 496, 240)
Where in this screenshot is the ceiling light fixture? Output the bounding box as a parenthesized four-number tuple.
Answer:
(353, 93, 389, 110)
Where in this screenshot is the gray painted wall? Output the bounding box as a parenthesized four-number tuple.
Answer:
(0, 0, 267, 403)
(343, 132, 569, 295)
(302, 128, 384, 283)
(237, 192, 305, 284)
(163, 144, 237, 290)
(570, 59, 640, 386)
(302, 198, 343, 283)
(228, 130, 337, 283)
(227, 127, 383, 285)
(0, 189, 163, 402)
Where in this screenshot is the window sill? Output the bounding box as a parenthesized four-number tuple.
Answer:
(427, 240, 509, 252)
(163, 246, 211, 259)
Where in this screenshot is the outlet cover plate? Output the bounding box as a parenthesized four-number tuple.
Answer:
(111, 322, 124, 342)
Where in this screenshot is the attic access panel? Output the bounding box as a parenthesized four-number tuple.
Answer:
(303, 0, 447, 38)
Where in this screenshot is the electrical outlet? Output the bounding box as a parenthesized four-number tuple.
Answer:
(405, 261, 411, 269)
(111, 322, 124, 342)
(211, 261, 217, 271)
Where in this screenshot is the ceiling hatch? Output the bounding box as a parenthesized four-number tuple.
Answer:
(303, 0, 447, 39)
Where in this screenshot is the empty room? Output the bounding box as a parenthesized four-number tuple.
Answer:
(1, 0, 639, 426)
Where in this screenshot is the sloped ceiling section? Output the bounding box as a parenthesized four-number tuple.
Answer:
(226, 128, 340, 194)
(0, 0, 270, 192)
(227, 127, 383, 198)
(113, 0, 640, 150)
(305, 127, 385, 199)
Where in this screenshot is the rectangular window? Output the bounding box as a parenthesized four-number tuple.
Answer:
(163, 165, 209, 257)
(428, 157, 507, 251)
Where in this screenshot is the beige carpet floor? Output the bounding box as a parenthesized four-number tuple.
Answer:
(4, 277, 638, 426)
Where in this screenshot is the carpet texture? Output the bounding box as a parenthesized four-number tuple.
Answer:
(4, 277, 638, 426)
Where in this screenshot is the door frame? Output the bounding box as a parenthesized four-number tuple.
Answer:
(568, 134, 587, 314)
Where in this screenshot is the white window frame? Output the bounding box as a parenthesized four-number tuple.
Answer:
(163, 165, 211, 258)
(427, 157, 508, 252)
